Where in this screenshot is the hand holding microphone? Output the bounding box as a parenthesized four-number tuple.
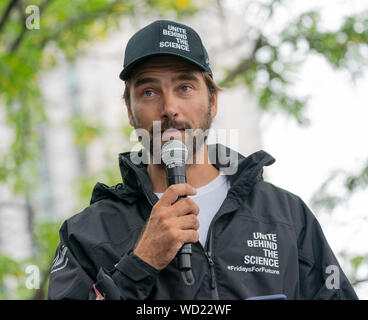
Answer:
(133, 140, 199, 285)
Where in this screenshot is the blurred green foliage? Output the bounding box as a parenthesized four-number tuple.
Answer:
(339, 251, 368, 288)
(0, 219, 61, 299)
(0, 0, 199, 300)
(312, 160, 368, 208)
(220, 6, 368, 125)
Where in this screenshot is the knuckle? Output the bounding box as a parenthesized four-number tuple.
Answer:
(162, 210, 173, 223)
(185, 197, 195, 206)
(190, 214, 197, 224)
(155, 210, 167, 223)
(151, 203, 159, 214)
(169, 184, 178, 193)
(184, 197, 193, 206)
(186, 183, 194, 190)
(161, 217, 170, 229)
(151, 203, 163, 215)
(194, 218, 200, 229)
(169, 230, 179, 242)
(194, 204, 200, 214)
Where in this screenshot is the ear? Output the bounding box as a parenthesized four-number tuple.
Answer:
(210, 92, 218, 118)
(125, 102, 135, 127)
(123, 81, 135, 127)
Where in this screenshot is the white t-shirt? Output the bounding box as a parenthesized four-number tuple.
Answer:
(154, 173, 231, 247)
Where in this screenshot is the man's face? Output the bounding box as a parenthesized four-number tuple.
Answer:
(126, 56, 217, 163)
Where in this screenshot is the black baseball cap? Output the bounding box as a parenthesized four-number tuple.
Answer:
(119, 20, 212, 81)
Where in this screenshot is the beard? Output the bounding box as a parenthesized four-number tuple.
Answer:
(131, 103, 213, 165)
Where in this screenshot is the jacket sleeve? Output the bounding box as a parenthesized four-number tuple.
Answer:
(47, 223, 96, 300)
(48, 221, 159, 300)
(296, 198, 358, 300)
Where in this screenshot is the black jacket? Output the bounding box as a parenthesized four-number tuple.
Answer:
(48, 144, 358, 300)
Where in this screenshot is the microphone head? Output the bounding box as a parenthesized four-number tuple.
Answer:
(161, 139, 188, 166)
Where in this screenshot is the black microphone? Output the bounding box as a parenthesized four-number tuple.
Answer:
(161, 139, 195, 286)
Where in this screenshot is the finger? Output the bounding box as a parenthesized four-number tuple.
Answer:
(171, 197, 199, 217)
(159, 184, 197, 207)
(175, 214, 200, 230)
(178, 230, 200, 244)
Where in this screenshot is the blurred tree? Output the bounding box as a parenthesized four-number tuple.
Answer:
(215, 0, 368, 290)
(0, 219, 60, 299)
(219, 1, 368, 125)
(0, 0, 199, 300)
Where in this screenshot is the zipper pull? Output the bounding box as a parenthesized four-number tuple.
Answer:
(205, 252, 217, 289)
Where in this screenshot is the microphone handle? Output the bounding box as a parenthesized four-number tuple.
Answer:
(165, 165, 194, 274)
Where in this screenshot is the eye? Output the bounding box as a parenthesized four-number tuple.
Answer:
(180, 85, 191, 93)
(144, 90, 154, 97)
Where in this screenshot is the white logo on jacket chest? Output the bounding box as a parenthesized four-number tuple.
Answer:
(227, 232, 280, 275)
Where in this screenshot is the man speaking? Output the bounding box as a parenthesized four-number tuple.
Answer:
(48, 20, 358, 300)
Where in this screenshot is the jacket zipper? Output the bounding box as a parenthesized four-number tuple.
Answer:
(204, 229, 220, 300)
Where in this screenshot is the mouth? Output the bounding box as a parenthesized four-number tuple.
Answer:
(161, 128, 185, 140)
(161, 127, 184, 132)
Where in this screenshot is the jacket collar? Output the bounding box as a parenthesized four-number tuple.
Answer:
(90, 143, 275, 205)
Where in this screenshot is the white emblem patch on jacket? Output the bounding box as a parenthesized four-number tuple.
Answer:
(51, 245, 69, 274)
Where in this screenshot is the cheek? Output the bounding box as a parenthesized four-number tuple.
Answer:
(190, 98, 210, 120)
(131, 106, 160, 132)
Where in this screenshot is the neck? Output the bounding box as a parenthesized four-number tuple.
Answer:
(147, 143, 219, 193)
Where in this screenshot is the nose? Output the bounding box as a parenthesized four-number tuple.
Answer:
(160, 91, 180, 120)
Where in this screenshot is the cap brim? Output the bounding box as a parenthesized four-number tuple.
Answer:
(119, 52, 212, 81)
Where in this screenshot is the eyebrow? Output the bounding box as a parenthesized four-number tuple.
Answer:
(172, 73, 201, 83)
(133, 73, 201, 89)
(133, 77, 159, 89)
